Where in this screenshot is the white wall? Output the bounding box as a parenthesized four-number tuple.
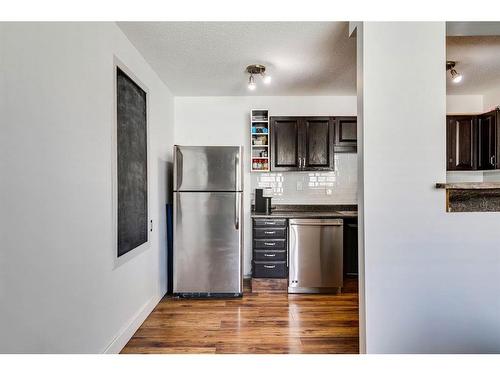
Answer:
(446, 95, 483, 114)
(0, 23, 174, 353)
(174, 96, 357, 276)
(359, 22, 500, 353)
(483, 86, 500, 112)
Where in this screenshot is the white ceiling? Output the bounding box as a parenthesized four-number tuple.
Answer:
(447, 36, 500, 95)
(117, 22, 356, 96)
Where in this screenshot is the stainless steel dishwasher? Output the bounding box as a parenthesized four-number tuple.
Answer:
(288, 218, 343, 294)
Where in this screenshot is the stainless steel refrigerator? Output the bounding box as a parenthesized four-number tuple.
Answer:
(173, 145, 243, 297)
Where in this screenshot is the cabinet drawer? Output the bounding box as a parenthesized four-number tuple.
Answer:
(253, 239, 286, 250)
(253, 261, 287, 278)
(253, 218, 287, 228)
(253, 227, 287, 239)
(253, 249, 287, 262)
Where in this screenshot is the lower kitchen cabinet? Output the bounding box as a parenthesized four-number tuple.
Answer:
(343, 218, 358, 276)
(253, 261, 288, 278)
(252, 218, 288, 278)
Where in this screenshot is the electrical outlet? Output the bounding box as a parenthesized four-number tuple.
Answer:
(326, 189, 332, 195)
(296, 181, 303, 191)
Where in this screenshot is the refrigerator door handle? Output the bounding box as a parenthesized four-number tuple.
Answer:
(234, 152, 240, 230)
(235, 192, 240, 230)
(175, 147, 183, 190)
(235, 152, 240, 191)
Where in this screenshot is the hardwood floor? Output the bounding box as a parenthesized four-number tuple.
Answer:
(121, 277, 359, 354)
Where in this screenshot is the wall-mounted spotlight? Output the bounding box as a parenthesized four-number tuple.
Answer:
(246, 64, 271, 90)
(446, 61, 463, 83)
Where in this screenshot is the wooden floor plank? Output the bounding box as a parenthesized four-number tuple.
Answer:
(121, 276, 359, 354)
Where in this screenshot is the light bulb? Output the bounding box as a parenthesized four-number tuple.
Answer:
(451, 69, 462, 83)
(248, 75, 256, 90)
(262, 74, 272, 84)
(452, 73, 463, 83)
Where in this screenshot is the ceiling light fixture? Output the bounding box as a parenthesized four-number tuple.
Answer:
(446, 61, 463, 83)
(246, 64, 271, 90)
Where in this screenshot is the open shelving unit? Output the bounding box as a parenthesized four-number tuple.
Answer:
(250, 109, 270, 172)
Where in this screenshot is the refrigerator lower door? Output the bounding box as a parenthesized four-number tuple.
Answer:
(174, 146, 243, 192)
(173, 191, 243, 296)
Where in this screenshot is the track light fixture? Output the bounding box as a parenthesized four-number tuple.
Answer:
(246, 64, 271, 90)
(446, 61, 463, 83)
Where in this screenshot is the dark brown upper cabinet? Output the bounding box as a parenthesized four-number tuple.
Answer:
(303, 117, 335, 170)
(446, 115, 476, 171)
(270, 116, 335, 171)
(445, 110, 500, 171)
(477, 110, 498, 170)
(334, 116, 357, 153)
(270, 117, 301, 171)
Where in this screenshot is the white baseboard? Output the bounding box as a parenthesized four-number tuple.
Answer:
(103, 293, 163, 354)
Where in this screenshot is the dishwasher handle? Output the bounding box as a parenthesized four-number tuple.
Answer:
(289, 218, 343, 226)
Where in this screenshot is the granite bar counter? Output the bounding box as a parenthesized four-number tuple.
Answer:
(435, 182, 500, 212)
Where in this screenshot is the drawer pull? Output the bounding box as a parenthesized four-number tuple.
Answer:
(264, 231, 276, 234)
(263, 265, 276, 269)
(264, 253, 276, 257)
(264, 221, 276, 225)
(264, 242, 275, 246)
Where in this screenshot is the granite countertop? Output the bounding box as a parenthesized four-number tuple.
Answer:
(251, 204, 358, 219)
(436, 182, 500, 190)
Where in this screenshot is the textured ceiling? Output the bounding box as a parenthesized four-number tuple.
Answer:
(447, 36, 500, 95)
(117, 22, 356, 96)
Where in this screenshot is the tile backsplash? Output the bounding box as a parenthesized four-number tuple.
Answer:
(447, 170, 500, 183)
(250, 154, 357, 205)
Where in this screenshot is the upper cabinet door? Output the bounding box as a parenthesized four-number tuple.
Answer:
(334, 117, 357, 153)
(446, 116, 476, 171)
(302, 117, 335, 170)
(270, 117, 301, 171)
(477, 111, 497, 170)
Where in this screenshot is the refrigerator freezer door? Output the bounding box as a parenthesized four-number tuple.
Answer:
(174, 146, 243, 192)
(173, 191, 243, 295)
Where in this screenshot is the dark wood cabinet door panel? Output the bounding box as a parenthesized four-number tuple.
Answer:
(270, 117, 301, 171)
(253, 218, 287, 228)
(253, 227, 287, 239)
(253, 250, 287, 262)
(303, 117, 335, 170)
(253, 238, 287, 250)
(477, 111, 497, 170)
(446, 116, 476, 171)
(335, 116, 357, 153)
(252, 261, 287, 278)
(343, 219, 358, 276)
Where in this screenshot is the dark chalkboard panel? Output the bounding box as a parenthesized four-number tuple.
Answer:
(117, 67, 148, 257)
